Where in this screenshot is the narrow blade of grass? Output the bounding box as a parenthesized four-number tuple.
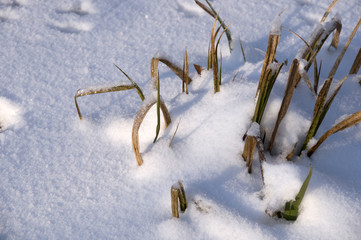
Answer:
(194, 0, 216, 18)
(74, 84, 136, 120)
(320, 0, 339, 22)
(240, 39, 247, 63)
(231, 69, 240, 82)
(349, 47, 361, 74)
(313, 58, 322, 94)
(114, 64, 145, 101)
(185, 48, 189, 94)
(316, 75, 347, 133)
(300, 78, 332, 153)
(169, 119, 181, 147)
(308, 111, 361, 157)
(153, 73, 161, 143)
(211, 17, 220, 93)
(204, 0, 233, 52)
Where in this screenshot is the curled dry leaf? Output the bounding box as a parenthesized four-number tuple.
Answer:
(132, 99, 171, 166)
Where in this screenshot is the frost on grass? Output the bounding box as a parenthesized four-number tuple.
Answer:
(0, 97, 23, 132)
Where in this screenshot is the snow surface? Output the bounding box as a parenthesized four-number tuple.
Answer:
(1, 0, 361, 239)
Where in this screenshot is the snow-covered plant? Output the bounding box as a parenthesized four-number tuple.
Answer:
(268, 8, 344, 152)
(300, 18, 361, 155)
(243, 15, 282, 170)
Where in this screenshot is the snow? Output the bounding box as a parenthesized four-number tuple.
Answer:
(270, 15, 282, 36)
(1, 0, 361, 239)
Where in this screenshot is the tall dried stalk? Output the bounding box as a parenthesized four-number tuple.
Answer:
(256, 23, 281, 97)
(211, 17, 220, 93)
(268, 59, 300, 152)
(349, 47, 361, 74)
(308, 111, 361, 157)
(171, 181, 188, 218)
(153, 72, 161, 143)
(183, 48, 189, 94)
(132, 99, 171, 166)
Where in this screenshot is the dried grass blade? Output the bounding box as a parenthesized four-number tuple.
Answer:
(349, 47, 361, 74)
(185, 48, 189, 94)
(132, 99, 171, 166)
(307, 111, 361, 157)
(256, 33, 281, 97)
(153, 73, 161, 143)
(268, 59, 299, 151)
(194, 64, 203, 75)
(232, 70, 240, 82)
(211, 17, 220, 93)
(204, 0, 233, 52)
(300, 78, 332, 153)
(328, 18, 361, 80)
(114, 64, 145, 101)
(153, 57, 193, 85)
(240, 39, 247, 63)
(194, 0, 216, 18)
(317, 75, 347, 131)
(151, 57, 159, 89)
(74, 85, 135, 120)
(313, 58, 322, 94)
(169, 119, 181, 147)
(320, 0, 339, 22)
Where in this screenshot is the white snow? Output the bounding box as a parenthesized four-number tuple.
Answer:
(270, 15, 282, 35)
(1, 0, 361, 239)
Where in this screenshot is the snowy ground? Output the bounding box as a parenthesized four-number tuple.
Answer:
(1, 0, 361, 239)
